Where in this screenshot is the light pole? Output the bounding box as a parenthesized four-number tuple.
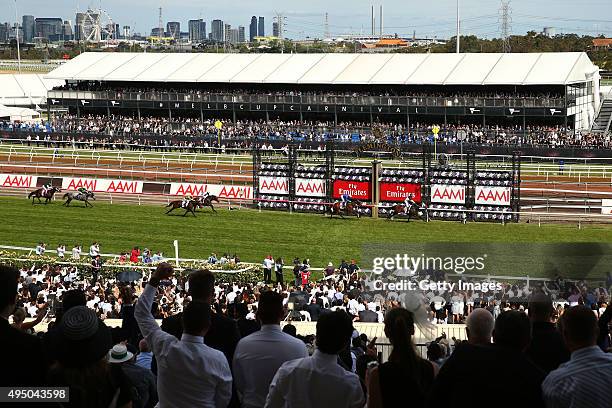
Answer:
(14, 0, 22, 74)
(456, 0, 460, 53)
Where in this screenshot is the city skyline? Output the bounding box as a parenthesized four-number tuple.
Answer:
(1, 0, 611, 39)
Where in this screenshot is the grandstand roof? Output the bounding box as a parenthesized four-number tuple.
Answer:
(46, 52, 598, 86)
(0, 74, 63, 106)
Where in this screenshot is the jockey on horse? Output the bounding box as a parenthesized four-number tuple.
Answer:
(181, 195, 193, 208)
(404, 193, 418, 214)
(340, 192, 352, 210)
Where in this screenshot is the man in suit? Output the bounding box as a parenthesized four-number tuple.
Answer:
(428, 310, 546, 408)
(357, 301, 378, 323)
(305, 298, 322, 322)
(0, 265, 47, 386)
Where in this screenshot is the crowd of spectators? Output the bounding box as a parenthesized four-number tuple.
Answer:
(2, 259, 611, 408)
(2, 116, 606, 149)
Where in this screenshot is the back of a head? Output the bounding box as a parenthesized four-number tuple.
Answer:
(466, 308, 494, 345)
(493, 310, 531, 351)
(527, 292, 553, 322)
(0, 265, 18, 312)
(316, 311, 353, 354)
(257, 291, 284, 325)
(188, 269, 214, 301)
(282, 323, 297, 337)
(560, 305, 598, 350)
(182, 301, 211, 336)
(62, 289, 87, 312)
(384, 307, 415, 348)
(139, 338, 150, 353)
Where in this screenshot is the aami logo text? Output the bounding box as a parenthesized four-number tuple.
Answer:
(259, 178, 289, 194)
(475, 187, 511, 205)
(67, 179, 97, 191)
(296, 179, 325, 197)
(1, 175, 34, 188)
(432, 186, 465, 202)
(218, 186, 251, 199)
(175, 184, 208, 196)
(107, 181, 139, 193)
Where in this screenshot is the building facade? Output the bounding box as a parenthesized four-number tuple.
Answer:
(22, 15, 35, 42)
(188, 19, 206, 42)
(211, 19, 224, 42)
(34, 17, 63, 40)
(249, 16, 257, 42)
(258, 16, 265, 37)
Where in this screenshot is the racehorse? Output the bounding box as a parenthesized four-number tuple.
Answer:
(63, 191, 96, 207)
(327, 200, 363, 219)
(387, 203, 424, 222)
(196, 195, 220, 213)
(28, 187, 61, 205)
(165, 199, 198, 217)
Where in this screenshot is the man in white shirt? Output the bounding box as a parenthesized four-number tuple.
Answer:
(135, 263, 232, 408)
(89, 242, 100, 258)
(265, 311, 364, 408)
(233, 291, 308, 408)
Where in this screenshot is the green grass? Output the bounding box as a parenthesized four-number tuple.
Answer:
(2, 196, 612, 280)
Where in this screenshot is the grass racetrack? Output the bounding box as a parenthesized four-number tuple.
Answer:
(3, 196, 612, 280)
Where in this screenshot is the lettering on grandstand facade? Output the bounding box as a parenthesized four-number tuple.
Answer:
(474, 186, 511, 206)
(62, 178, 144, 194)
(332, 180, 371, 200)
(0, 174, 38, 188)
(430, 185, 466, 204)
(380, 183, 422, 203)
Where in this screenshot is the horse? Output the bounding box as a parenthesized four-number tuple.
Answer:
(387, 203, 424, 222)
(28, 187, 61, 205)
(327, 199, 363, 219)
(165, 199, 198, 217)
(63, 191, 96, 207)
(196, 195, 220, 213)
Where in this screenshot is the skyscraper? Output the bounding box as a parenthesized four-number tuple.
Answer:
(228, 28, 239, 45)
(249, 16, 257, 42)
(167, 22, 180, 39)
(34, 18, 63, 40)
(75, 12, 86, 41)
(211, 19, 224, 42)
(22, 15, 35, 42)
(188, 19, 206, 42)
(224, 23, 231, 44)
(0, 23, 9, 42)
(238, 26, 245, 43)
(62, 20, 74, 40)
(272, 22, 279, 37)
(258, 16, 265, 36)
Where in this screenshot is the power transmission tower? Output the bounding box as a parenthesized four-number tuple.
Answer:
(324, 12, 330, 40)
(158, 6, 163, 41)
(499, 0, 512, 53)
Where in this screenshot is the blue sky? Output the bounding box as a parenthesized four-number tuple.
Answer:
(4, 0, 612, 38)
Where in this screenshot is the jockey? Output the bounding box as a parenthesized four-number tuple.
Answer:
(404, 194, 417, 212)
(340, 192, 352, 209)
(77, 187, 88, 196)
(182, 195, 193, 208)
(42, 183, 52, 195)
(200, 191, 211, 201)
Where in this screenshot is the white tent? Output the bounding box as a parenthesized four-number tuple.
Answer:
(46, 52, 598, 86)
(0, 104, 41, 122)
(0, 74, 63, 106)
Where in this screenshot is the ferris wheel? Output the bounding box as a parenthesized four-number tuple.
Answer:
(80, 9, 115, 43)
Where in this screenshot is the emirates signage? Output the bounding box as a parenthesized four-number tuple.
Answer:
(475, 186, 511, 206)
(62, 177, 143, 194)
(169, 182, 253, 200)
(259, 177, 289, 195)
(430, 184, 466, 204)
(380, 183, 422, 203)
(295, 178, 326, 197)
(332, 180, 371, 200)
(0, 174, 38, 188)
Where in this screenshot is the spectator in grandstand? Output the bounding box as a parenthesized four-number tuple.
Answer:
(135, 339, 153, 371)
(366, 307, 436, 408)
(325, 262, 335, 277)
(525, 292, 570, 373)
(47, 306, 132, 408)
(428, 310, 545, 408)
(465, 307, 494, 345)
(597, 303, 612, 351)
(11, 303, 47, 334)
(265, 310, 364, 408)
(135, 263, 232, 408)
(542, 306, 612, 408)
(108, 343, 158, 408)
(233, 291, 308, 408)
(0, 265, 47, 386)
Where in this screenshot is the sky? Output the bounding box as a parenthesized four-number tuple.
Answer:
(3, 0, 612, 39)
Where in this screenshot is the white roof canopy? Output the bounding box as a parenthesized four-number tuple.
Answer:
(46, 52, 598, 86)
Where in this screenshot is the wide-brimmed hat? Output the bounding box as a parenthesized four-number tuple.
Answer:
(108, 344, 134, 364)
(328, 262, 333, 267)
(58, 306, 111, 368)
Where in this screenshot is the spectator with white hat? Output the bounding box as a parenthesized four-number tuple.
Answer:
(108, 343, 158, 408)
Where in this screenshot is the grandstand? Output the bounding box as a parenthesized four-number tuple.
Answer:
(45, 52, 600, 131)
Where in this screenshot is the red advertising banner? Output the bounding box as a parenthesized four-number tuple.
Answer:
(0, 174, 38, 188)
(380, 183, 422, 203)
(332, 180, 371, 200)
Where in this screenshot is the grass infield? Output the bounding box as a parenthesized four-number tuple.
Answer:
(2, 196, 612, 280)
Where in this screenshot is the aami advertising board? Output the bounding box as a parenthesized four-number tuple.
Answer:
(430, 184, 466, 204)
